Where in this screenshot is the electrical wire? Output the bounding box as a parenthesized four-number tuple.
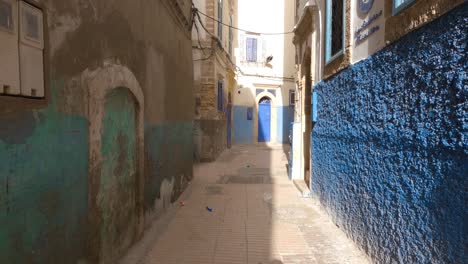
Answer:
(195, 9, 294, 36)
(192, 7, 294, 82)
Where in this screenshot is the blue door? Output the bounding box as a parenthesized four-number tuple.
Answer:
(227, 103, 232, 148)
(258, 97, 271, 142)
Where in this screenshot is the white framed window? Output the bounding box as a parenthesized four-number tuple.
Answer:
(393, 0, 416, 15)
(325, 0, 345, 64)
(241, 34, 267, 63)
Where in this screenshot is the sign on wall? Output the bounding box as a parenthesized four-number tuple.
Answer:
(352, 0, 385, 63)
(358, 0, 374, 14)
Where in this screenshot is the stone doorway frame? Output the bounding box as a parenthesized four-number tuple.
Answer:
(83, 64, 145, 262)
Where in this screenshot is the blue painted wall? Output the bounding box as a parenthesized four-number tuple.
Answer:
(0, 82, 89, 263)
(277, 106, 294, 144)
(233, 105, 293, 144)
(233, 106, 254, 144)
(0, 82, 195, 263)
(311, 4, 467, 263)
(145, 122, 193, 208)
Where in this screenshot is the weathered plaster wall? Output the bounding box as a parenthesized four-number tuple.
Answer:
(192, 0, 237, 162)
(0, 0, 194, 262)
(0, 83, 89, 264)
(145, 122, 193, 213)
(311, 4, 467, 263)
(194, 120, 227, 161)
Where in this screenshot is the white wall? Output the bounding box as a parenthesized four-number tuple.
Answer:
(235, 0, 296, 108)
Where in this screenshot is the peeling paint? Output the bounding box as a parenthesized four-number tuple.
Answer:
(0, 81, 88, 264)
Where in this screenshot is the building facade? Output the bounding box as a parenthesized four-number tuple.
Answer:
(0, 0, 194, 263)
(233, 0, 295, 146)
(293, 0, 466, 262)
(192, 0, 237, 161)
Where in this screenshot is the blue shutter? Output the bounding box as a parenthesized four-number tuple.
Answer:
(246, 38, 257, 62)
(246, 38, 252, 61)
(252, 38, 257, 62)
(218, 0, 223, 40)
(218, 81, 223, 111)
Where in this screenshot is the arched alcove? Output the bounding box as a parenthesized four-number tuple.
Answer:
(84, 64, 144, 263)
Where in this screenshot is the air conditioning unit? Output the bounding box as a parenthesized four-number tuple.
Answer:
(0, 0, 20, 95)
(19, 1, 44, 98)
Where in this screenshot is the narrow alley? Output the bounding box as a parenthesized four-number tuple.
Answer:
(121, 145, 368, 264)
(0, 0, 466, 263)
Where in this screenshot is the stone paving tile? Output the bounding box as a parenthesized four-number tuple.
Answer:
(120, 145, 370, 264)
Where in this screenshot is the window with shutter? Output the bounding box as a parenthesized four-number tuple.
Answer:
(218, 0, 223, 41)
(289, 91, 295, 105)
(217, 81, 223, 111)
(246, 37, 257, 62)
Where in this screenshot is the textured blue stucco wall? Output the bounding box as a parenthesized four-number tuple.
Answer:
(311, 4, 467, 263)
(233, 106, 254, 144)
(277, 106, 294, 144)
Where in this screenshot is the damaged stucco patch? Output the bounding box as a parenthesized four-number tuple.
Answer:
(144, 122, 193, 220)
(151, 177, 175, 216)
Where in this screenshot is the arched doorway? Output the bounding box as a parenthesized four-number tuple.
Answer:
(227, 92, 232, 148)
(85, 65, 145, 264)
(258, 96, 271, 142)
(99, 87, 138, 262)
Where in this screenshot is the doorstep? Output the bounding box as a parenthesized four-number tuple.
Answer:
(293, 179, 312, 198)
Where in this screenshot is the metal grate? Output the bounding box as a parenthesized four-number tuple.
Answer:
(331, 0, 344, 57)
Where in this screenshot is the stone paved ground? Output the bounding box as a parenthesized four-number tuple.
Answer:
(120, 145, 370, 264)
